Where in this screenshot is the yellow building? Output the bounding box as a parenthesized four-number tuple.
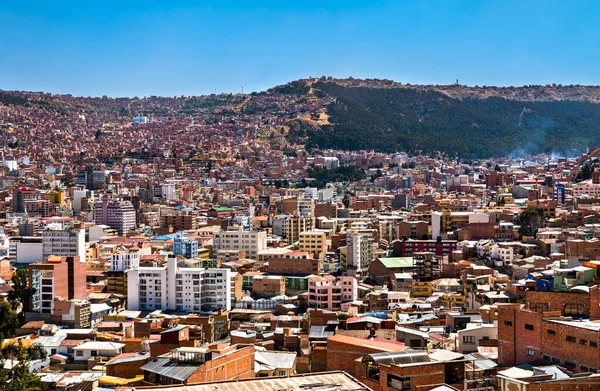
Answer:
(198, 247, 210, 259)
(107, 271, 127, 295)
(440, 293, 466, 308)
(43, 190, 66, 206)
(411, 281, 432, 297)
(298, 231, 327, 259)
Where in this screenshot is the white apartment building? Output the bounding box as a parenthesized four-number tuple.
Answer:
(213, 230, 267, 260)
(161, 183, 177, 201)
(272, 215, 289, 238)
(346, 231, 372, 277)
(111, 251, 140, 271)
(42, 227, 85, 261)
(127, 255, 231, 312)
(73, 189, 92, 214)
(9, 236, 43, 264)
(297, 196, 314, 218)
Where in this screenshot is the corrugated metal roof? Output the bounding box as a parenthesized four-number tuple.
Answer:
(120, 371, 370, 391)
(141, 358, 201, 382)
(362, 350, 430, 365)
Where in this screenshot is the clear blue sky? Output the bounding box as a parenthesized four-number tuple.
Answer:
(1, 0, 598, 97)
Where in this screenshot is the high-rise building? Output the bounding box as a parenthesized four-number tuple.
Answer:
(107, 250, 140, 295)
(28, 256, 86, 313)
(12, 187, 38, 213)
(127, 254, 231, 312)
(307, 275, 357, 311)
(285, 216, 315, 245)
(94, 199, 136, 235)
(298, 231, 327, 259)
(9, 236, 43, 265)
(346, 232, 372, 277)
(42, 225, 86, 261)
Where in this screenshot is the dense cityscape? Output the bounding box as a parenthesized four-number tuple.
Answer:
(0, 78, 600, 391)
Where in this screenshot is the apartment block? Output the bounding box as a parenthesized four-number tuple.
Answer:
(308, 275, 357, 311)
(213, 230, 267, 260)
(42, 226, 85, 261)
(94, 199, 137, 235)
(298, 231, 327, 259)
(127, 255, 231, 312)
(28, 255, 86, 313)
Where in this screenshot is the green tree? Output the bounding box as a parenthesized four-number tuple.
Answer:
(517, 207, 546, 238)
(0, 302, 17, 338)
(9, 268, 34, 318)
(0, 339, 46, 391)
(62, 174, 74, 187)
(576, 164, 593, 182)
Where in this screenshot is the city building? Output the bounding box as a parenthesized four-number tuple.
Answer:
(213, 230, 267, 260)
(127, 254, 232, 312)
(94, 199, 137, 235)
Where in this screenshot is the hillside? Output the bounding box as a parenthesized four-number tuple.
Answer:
(279, 79, 600, 158)
(4, 78, 600, 159)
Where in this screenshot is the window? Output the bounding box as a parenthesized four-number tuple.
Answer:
(278, 371, 286, 376)
(564, 303, 584, 316)
(463, 336, 475, 344)
(547, 329, 556, 335)
(590, 341, 598, 348)
(525, 324, 534, 331)
(580, 339, 587, 345)
(387, 375, 411, 391)
(566, 335, 577, 343)
(76, 351, 83, 356)
(525, 349, 535, 356)
(504, 320, 513, 327)
(529, 303, 549, 313)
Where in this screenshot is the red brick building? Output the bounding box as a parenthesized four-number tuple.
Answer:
(325, 334, 407, 377)
(498, 305, 600, 373)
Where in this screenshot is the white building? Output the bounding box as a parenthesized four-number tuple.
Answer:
(9, 236, 43, 265)
(73, 341, 124, 362)
(42, 227, 85, 261)
(490, 244, 515, 265)
(456, 324, 498, 354)
(346, 232, 372, 277)
(297, 197, 314, 218)
(111, 251, 140, 271)
(73, 189, 92, 214)
(213, 230, 267, 260)
(127, 255, 231, 312)
(161, 183, 177, 201)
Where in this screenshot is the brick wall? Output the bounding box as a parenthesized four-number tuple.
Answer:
(187, 345, 255, 384)
(106, 356, 150, 378)
(540, 320, 600, 371)
(498, 307, 543, 366)
(525, 290, 591, 317)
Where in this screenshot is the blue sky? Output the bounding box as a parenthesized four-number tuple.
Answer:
(0, 1, 597, 97)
